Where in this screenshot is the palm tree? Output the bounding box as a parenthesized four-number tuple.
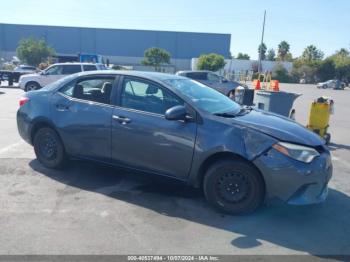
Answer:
(302, 45, 324, 63)
(258, 43, 267, 60)
(267, 48, 276, 61)
(278, 41, 290, 61)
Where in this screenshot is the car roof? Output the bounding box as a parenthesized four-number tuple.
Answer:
(74, 70, 188, 82)
(51, 62, 103, 66)
(177, 70, 211, 74)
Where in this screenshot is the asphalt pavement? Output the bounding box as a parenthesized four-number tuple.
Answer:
(0, 83, 349, 257)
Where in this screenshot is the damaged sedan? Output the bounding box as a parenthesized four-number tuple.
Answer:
(17, 71, 333, 214)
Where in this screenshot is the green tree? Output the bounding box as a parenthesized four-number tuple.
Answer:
(330, 49, 350, 81)
(301, 45, 324, 63)
(277, 41, 290, 61)
(197, 53, 226, 71)
(316, 59, 335, 82)
(272, 64, 291, 83)
(266, 48, 276, 61)
(16, 37, 55, 66)
(258, 43, 267, 60)
(141, 47, 171, 72)
(236, 53, 250, 60)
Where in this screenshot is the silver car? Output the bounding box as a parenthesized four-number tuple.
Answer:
(176, 70, 246, 97)
(317, 80, 345, 89)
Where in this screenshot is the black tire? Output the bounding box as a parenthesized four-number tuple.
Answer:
(25, 82, 41, 92)
(33, 127, 67, 169)
(203, 158, 264, 215)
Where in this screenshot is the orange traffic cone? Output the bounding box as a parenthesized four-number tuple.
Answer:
(253, 79, 261, 90)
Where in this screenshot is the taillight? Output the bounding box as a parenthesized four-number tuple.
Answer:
(19, 97, 29, 107)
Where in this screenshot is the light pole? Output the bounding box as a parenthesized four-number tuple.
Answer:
(258, 10, 266, 73)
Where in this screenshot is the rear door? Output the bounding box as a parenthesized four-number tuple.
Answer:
(62, 64, 82, 75)
(51, 74, 117, 162)
(111, 76, 197, 179)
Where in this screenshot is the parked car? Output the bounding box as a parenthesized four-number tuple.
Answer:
(317, 79, 345, 90)
(17, 71, 332, 214)
(19, 62, 107, 91)
(0, 65, 38, 86)
(14, 65, 38, 74)
(176, 70, 246, 98)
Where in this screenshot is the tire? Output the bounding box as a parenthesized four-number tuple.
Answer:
(25, 82, 41, 92)
(33, 127, 67, 169)
(203, 158, 264, 215)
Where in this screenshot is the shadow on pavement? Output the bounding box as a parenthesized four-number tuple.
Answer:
(29, 159, 350, 257)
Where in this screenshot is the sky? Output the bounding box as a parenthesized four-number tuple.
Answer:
(1, 0, 349, 60)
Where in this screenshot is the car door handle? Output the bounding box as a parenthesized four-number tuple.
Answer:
(55, 104, 70, 111)
(113, 115, 131, 124)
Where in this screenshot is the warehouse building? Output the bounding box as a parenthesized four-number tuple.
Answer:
(0, 23, 231, 71)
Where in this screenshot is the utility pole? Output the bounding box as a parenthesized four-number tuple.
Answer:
(258, 10, 266, 73)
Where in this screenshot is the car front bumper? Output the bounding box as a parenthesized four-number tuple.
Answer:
(253, 146, 332, 205)
(18, 79, 26, 90)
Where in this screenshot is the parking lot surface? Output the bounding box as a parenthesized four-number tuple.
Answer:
(0, 84, 349, 256)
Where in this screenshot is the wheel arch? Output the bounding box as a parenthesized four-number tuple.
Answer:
(25, 81, 41, 91)
(196, 151, 266, 191)
(30, 118, 58, 144)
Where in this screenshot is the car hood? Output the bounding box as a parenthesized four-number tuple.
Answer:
(234, 109, 324, 146)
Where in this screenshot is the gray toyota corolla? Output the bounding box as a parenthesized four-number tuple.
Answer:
(17, 70, 333, 214)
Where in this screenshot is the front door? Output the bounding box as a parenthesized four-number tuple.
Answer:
(41, 65, 65, 86)
(51, 75, 116, 162)
(111, 76, 197, 179)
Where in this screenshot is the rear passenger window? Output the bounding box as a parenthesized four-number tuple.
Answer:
(121, 77, 182, 115)
(62, 65, 82, 74)
(83, 65, 98, 71)
(60, 77, 114, 104)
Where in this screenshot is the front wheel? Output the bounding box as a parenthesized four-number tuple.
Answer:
(33, 127, 67, 169)
(203, 158, 265, 215)
(25, 82, 41, 92)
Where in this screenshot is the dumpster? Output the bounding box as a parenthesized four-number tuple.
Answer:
(234, 87, 254, 106)
(307, 97, 334, 144)
(254, 91, 301, 117)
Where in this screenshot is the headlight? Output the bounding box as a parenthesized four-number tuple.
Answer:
(272, 142, 320, 163)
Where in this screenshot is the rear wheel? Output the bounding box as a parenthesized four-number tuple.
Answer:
(33, 127, 67, 169)
(25, 82, 41, 92)
(203, 158, 264, 215)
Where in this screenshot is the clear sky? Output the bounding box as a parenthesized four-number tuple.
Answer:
(1, 0, 349, 59)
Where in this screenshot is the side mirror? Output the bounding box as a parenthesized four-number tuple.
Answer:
(165, 105, 187, 121)
(221, 78, 228, 83)
(40, 71, 46, 75)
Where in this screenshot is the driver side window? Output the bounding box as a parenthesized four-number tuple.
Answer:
(45, 65, 63, 75)
(121, 77, 183, 115)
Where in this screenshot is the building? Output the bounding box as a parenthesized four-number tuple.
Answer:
(0, 23, 231, 71)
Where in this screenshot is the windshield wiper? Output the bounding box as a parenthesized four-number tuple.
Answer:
(235, 106, 253, 116)
(214, 106, 253, 118)
(213, 112, 237, 118)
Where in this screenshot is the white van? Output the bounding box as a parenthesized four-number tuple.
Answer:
(19, 62, 107, 91)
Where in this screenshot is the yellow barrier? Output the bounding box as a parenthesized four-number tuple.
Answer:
(307, 97, 334, 144)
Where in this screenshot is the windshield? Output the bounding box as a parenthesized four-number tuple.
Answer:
(40, 74, 76, 91)
(163, 79, 241, 115)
